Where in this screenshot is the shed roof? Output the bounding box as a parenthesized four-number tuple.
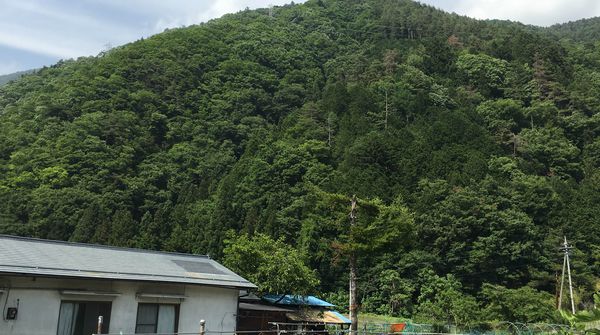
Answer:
(262, 295, 335, 307)
(0, 235, 256, 289)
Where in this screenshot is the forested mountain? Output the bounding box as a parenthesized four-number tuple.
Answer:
(549, 17, 600, 43)
(0, 69, 36, 86)
(1, 0, 600, 324)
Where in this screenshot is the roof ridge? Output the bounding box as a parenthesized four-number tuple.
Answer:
(0, 234, 210, 259)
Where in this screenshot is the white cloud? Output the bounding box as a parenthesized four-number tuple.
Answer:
(0, 0, 142, 58)
(88, 0, 302, 33)
(193, 0, 289, 23)
(0, 19, 111, 58)
(0, 61, 21, 75)
(0, 0, 304, 60)
(433, 0, 600, 26)
(8, 0, 108, 30)
(152, 0, 304, 32)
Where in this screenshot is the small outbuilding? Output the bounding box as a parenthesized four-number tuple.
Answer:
(238, 294, 350, 332)
(0, 235, 255, 335)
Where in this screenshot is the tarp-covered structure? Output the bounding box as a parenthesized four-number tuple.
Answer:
(237, 293, 350, 332)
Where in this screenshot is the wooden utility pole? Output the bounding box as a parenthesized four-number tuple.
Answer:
(349, 195, 358, 335)
(559, 236, 576, 314)
(559, 248, 566, 309)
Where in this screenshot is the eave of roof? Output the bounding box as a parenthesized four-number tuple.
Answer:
(0, 267, 256, 288)
(238, 302, 294, 312)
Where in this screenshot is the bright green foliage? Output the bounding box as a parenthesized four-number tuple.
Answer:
(456, 53, 509, 98)
(561, 294, 600, 331)
(476, 99, 524, 135)
(222, 232, 319, 295)
(414, 270, 480, 326)
(1, 0, 600, 324)
(362, 269, 415, 317)
(518, 127, 580, 177)
(480, 284, 557, 323)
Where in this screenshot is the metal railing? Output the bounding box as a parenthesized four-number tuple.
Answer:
(93, 329, 576, 335)
(92, 321, 577, 335)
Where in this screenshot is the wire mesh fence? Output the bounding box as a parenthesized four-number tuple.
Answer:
(91, 322, 578, 335)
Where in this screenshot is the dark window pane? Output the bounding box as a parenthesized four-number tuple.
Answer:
(136, 324, 156, 334)
(136, 304, 158, 333)
(136, 304, 158, 325)
(57, 301, 111, 335)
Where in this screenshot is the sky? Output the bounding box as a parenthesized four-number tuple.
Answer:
(1, 0, 599, 75)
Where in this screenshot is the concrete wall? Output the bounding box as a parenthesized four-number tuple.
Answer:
(0, 275, 239, 335)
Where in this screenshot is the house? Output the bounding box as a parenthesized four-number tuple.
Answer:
(0, 235, 256, 335)
(237, 293, 350, 332)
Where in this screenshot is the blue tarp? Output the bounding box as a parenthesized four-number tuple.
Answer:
(329, 310, 352, 324)
(262, 294, 335, 307)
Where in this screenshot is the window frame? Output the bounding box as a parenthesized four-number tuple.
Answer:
(56, 300, 112, 335)
(134, 303, 180, 334)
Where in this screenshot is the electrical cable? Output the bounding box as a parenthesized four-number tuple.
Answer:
(2, 286, 10, 321)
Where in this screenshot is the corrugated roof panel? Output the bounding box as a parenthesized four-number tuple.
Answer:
(328, 311, 352, 324)
(0, 235, 256, 289)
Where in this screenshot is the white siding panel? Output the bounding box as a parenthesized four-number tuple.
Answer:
(0, 276, 240, 335)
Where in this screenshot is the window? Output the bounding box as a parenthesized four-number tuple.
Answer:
(135, 303, 179, 334)
(56, 301, 111, 335)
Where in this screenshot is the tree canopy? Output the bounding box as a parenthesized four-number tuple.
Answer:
(222, 232, 320, 295)
(1, 0, 600, 325)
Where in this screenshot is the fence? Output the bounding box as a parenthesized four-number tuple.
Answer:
(92, 322, 577, 335)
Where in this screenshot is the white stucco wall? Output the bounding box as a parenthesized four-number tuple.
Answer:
(0, 275, 239, 335)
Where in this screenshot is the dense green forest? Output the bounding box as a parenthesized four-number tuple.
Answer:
(2, 0, 600, 325)
(549, 17, 600, 44)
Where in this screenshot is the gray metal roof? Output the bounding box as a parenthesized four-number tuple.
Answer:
(0, 235, 256, 289)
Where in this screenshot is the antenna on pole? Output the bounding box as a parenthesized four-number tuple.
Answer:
(559, 236, 576, 314)
(269, 4, 274, 18)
